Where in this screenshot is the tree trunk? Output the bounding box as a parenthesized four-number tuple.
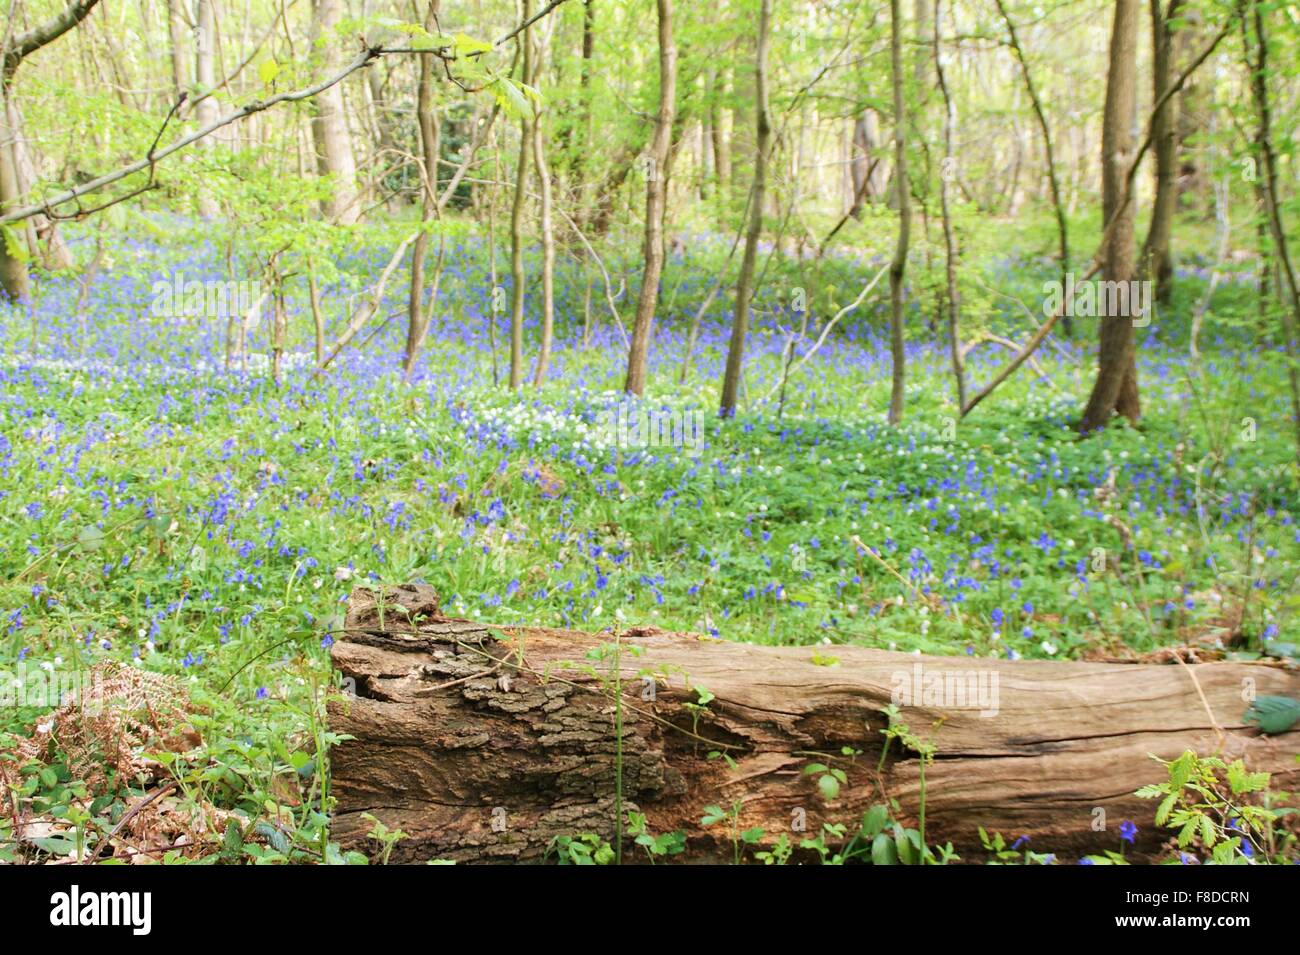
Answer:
(848, 111, 887, 217)
(0, 80, 30, 302)
(709, 65, 731, 199)
(194, 0, 220, 218)
(309, 0, 359, 224)
(6, 94, 73, 270)
(329, 585, 1300, 864)
(167, 0, 189, 100)
(623, 0, 677, 396)
(1242, 0, 1300, 468)
(1141, 0, 1184, 306)
(1175, 5, 1209, 214)
(572, 0, 595, 203)
(508, 0, 534, 390)
(718, 0, 771, 418)
(530, 20, 557, 387)
(887, 0, 910, 426)
(1079, 0, 1141, 433)
(934, 0, 963, 411)
(994, 0, 1071, 336)
(404, 3, 442, 381)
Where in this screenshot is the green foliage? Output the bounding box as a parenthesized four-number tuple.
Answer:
(547, 832, 614, 865)
(1135, 750, 1295, 864)
(1243, 695, 1300, 735)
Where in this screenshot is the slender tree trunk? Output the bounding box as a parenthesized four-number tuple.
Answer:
(1242, 0, 1300, 466)
(194, 0, 220, 218)
(993, 0, 1072, 336)
(309, 0, 359, 224)
(309, 268, 325, 368)
(167, 0, 189, 100)
(5, 95, 72, 269)
(531, 21, 558, 387)
(1141, 0, 1185, 305)
(508, 0, 534, 391)
(572, 0, 595, 204)
(718, 0, 770, 418)
(0, 80, 30, 302)
(711, 63, 732, 193)
(934, 0, 963, 411)
(488, 128, 502, 386)
(405, 1, 442, 380)
(1080, 0, 1141, 433)
(887, 0, 910, 426)
(1176, 5, 1209, 214)
(624, 0, 677, 396)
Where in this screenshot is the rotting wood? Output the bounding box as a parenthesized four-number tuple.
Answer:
(329, 584, 1300, 863)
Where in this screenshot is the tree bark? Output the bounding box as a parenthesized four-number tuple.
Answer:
(886, 0, 910, 426)
(718, 0, 771, 418)
(0, 0, 103, 299)
(1141, 0, 1185, 306)
(934, 0, 963, 412)
(994, 0, 1071, 336)
(5, 95, 73, 269)
(0, 80, 30, 302)
(1079, 0, 1141, 433)
(194, 0, 221, 218)
(508, 0, 534, 391)
(308, 0, 359, 224)
(623, 0, 676, 396)
(530, 20, 557, 387)
(709, 69, 731, 196)
(1242, 0, 1300, 468)
(167, 0, 189, 100)
(329, 585, 1300, 864)
(404, 1, 442, 380)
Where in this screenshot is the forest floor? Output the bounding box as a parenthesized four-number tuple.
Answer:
(1, 219, 1297, 863)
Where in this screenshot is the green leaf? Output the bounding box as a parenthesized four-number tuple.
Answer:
(862, 804, 889, 838)
(1226, 760, 1269, 795)
(258, 58, 280, 86)
(453, 32, 493, 57)
(1243, 695, 1300, 735)
(77, 524, 105, 552)
(817, 773, 840, 801)
(490, 77, 530, 118)
(871, 832, 897, 865)
(1155, 792, 1178, 826)
(1, 224, 30, 263)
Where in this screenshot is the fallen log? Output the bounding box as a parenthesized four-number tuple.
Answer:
(328, 584, 1300, 863)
